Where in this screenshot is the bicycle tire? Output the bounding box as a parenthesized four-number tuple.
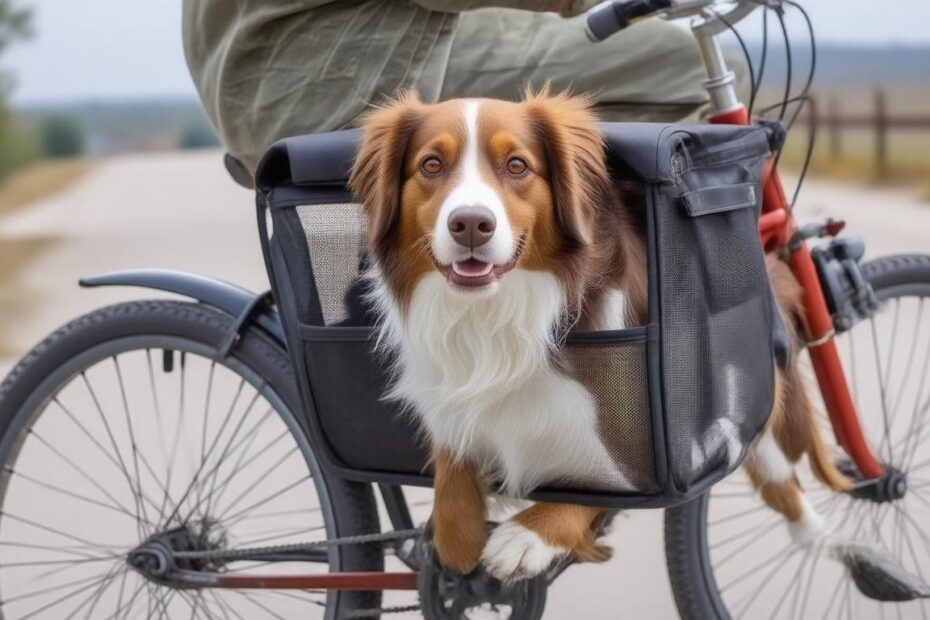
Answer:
(0, 300, 384, 618)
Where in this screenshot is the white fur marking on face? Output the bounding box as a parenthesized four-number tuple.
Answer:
(482, 521, 566, 581)
(432, 100, 515, 267)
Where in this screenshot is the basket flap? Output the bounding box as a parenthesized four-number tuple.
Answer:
(256, 129, 360, 190)
(601, 122, 773, 183)
(256, 122, 775, 189)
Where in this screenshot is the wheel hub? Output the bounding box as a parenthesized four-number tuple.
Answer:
(838, 461, 908, 503)
(127, 520, 228, 586)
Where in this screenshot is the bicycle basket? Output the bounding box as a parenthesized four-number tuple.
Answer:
(255, 122, 777, 509)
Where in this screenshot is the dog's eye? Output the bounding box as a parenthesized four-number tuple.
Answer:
(506, 157, 528, 176)
(421, 157, 443, 176)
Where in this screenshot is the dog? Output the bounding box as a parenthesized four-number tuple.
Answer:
(348, 89, 850, 582)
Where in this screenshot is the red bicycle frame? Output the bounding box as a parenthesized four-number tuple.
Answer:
(710, 105, 885, 479)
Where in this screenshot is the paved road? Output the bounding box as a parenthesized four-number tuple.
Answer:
(0, 150, 927, 618)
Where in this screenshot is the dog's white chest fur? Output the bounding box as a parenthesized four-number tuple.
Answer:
(375, 269, 626, 495)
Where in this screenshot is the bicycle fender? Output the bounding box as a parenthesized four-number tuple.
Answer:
(79, 269, 286, 346)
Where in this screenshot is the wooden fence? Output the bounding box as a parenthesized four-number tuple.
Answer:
(798, 90, 930, 178)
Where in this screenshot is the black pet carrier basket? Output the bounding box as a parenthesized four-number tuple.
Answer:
(255, 122, 779, 509)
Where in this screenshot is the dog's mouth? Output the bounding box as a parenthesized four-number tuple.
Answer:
(435, 233, 526, 289)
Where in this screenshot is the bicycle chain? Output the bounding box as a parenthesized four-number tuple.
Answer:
(171, 528, 425, 617)
(171, 528, 421, 562)
(343, 604, 423, 617)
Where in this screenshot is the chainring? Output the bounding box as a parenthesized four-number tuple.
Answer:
(416, 525, 547, 620)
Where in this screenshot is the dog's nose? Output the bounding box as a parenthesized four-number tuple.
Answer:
(448, 206, 496, 249)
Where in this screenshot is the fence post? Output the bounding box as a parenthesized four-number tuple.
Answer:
(828, 94, 842, 162)
(874, 88, 888, 179)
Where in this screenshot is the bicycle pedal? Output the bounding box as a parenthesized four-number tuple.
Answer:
(837, 543, 930, 602)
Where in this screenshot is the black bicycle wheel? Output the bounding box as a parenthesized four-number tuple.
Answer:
(0, 300, 383, 618)
(665, 254, 930, 619)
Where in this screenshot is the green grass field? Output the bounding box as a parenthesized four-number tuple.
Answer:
(760, 86, 930, 199)
(778, 128, 930, 194)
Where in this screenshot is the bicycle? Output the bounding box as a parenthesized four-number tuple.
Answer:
(0, 0, 927, 618)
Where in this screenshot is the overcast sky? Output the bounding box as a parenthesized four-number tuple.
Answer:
(5, 0, 930, 106)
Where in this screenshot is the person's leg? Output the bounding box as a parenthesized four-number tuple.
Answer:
(182, 0, 456, 173)
(439, 8, 749, 122)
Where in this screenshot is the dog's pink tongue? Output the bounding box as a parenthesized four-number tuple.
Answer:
(452, 258, 492, 277)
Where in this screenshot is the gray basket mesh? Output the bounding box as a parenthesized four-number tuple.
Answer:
(295, 203, 367, 325)
(565, 344, 655, 493)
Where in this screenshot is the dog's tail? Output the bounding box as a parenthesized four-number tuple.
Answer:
(807, 415, 852, 492)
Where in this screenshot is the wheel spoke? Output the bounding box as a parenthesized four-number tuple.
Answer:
(80, 372, 147, 531)
(869, 316, 895, 463)
(0, 511, 130, 552)
(192, 427, 291, 521)
(112, 356, 152, 538)
(889, 298, 924, 419)
(207, 591, 247, 620)
(163, 387, 264, 528)
(103, 577, 146, 620)
(0, 540, 112, 560)
(195, 362, 218, 511)
(7, 468, 147, 525)
(62, 563, 123, 620)
(0, 566, 115, 606)
(197, 411, 281, 517)
(218, 474, 311, 525)
(22, 430, 148, 524)
(899, 329, 930, 469)
(721, 543, 799, 594)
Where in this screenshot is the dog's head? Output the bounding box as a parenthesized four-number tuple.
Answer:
(349, 90, 609, 307)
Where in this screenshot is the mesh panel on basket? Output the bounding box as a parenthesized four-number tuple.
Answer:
(655, 186, 772, 488)
(295, 203, 367, 325)
(564, 343, 655, 493)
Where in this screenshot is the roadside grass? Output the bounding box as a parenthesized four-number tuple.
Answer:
(0, 236, 57, 357)
(756, 86, 930, 200)
(0, 158, 92, 356)
(776, 128, 930, 200)
(0, 157, 94, 218)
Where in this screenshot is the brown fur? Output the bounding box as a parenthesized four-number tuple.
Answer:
(767, 256, 851, 493)
(431, 450, 488, 573)
(740, 258, 851, 523)
(514, 503, 612, 563)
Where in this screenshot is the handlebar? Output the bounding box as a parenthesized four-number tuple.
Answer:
(584, 0, 673, 42)
(584, 0, 757, 42)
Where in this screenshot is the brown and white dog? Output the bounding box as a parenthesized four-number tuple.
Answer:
(349, 90, 850, 581)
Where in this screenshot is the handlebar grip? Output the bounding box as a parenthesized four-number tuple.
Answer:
(584, 0, 673, 42)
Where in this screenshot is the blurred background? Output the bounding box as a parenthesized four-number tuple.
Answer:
(0, 1, 927, 616)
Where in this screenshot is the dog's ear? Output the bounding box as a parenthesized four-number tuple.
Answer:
(523, 88, 608, 247)
(349, 92, 424, 257)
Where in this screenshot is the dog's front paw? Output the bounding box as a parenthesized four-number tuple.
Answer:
(481, 521, 566, 582)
